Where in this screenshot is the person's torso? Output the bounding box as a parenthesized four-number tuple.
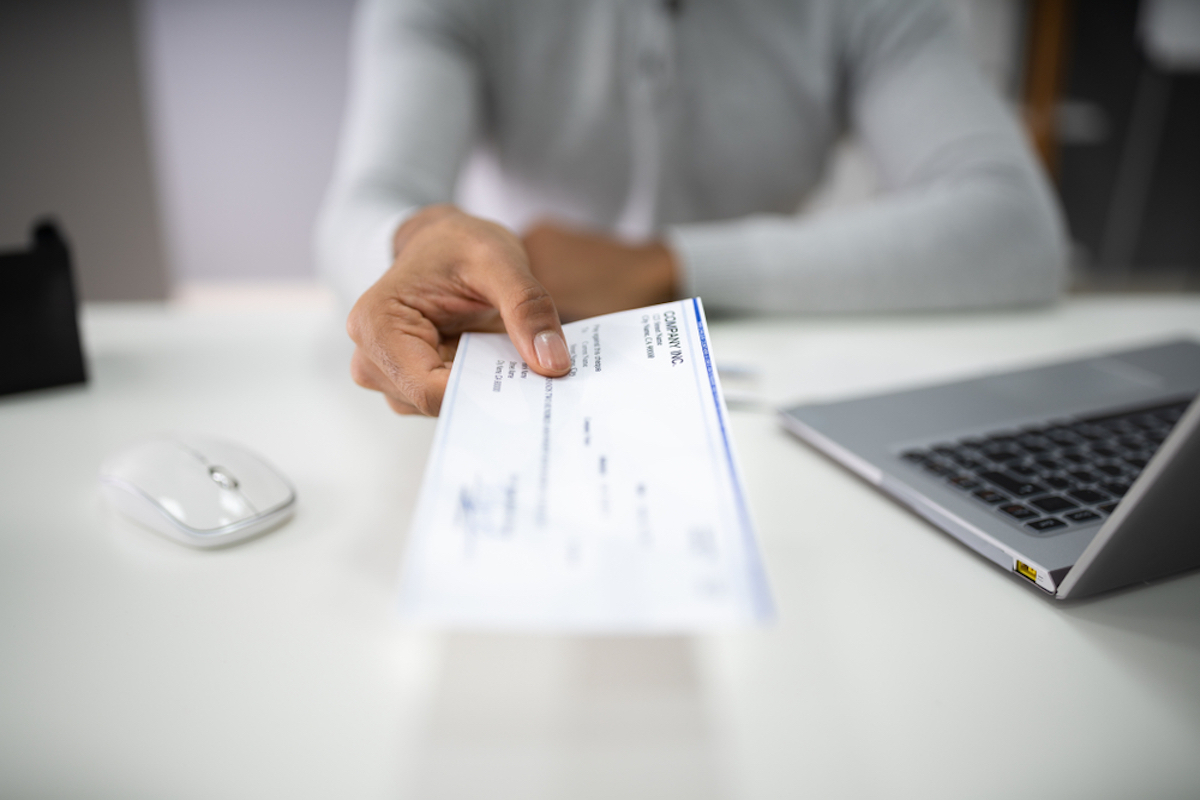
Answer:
(452, 0, 850, 236)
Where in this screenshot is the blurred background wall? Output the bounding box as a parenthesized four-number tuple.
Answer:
(1053, 0, 1200, 289)
(0, 0, 354, 301)
(138, 0, 355, 287)
(0, 0, 169, 301)
(0, 0, 1195, 301)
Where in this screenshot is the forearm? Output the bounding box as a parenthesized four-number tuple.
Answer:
(670, 163, 1066, 314)
(316, 195, 415, 310)
(314, 0, 478, 309)
(666, 0, 1067, 316)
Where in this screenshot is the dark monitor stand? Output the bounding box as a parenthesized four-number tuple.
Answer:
(0, 222, 88, 396)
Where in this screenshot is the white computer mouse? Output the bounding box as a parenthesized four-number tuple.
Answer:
(99, 434, 296, 548)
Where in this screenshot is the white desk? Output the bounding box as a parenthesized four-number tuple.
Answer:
(3, 295, 1200, 799)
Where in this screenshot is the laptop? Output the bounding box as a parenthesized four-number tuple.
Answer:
(779, 339, 1200, 599)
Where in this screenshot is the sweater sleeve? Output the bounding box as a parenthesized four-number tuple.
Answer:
(669, 0, 1068, 314)
(313, 0, 480, 307)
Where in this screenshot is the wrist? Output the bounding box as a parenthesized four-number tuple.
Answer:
(392, 204, 460, 256)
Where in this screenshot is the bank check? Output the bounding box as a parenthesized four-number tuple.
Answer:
(400, 298, 773, 630)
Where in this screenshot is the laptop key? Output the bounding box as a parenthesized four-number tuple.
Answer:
(1027, 517, 1067, 532)
(1068, 470, 1098, 483)
(1136, 412, 1165, 426)
(1031, 495, 1078, 513)
(1000, 503, 1039, 520)
(1046, 431, 1081, 446)
(1100, 481, 1131, 497)
(1065, 509, 1101, 523)
(1098, 502, 1120, 514)
(923, 461, 953, 476)
(1127, 413, 1158, 429)
(1096, 464, 1125, 477)
(1010, 463, 1039, 477)
(948, 476, 980, 490)
(1069, 488, 1109, 504)
(901, 450, 929, 463)
(972, 488, 1007, 504)
(1153, 406, 1186, 424)
(979, 471, 1046, 497)
(1044, 475, 1072, 490)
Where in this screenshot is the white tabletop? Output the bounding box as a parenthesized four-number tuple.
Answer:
(3, 294, 1200, 799)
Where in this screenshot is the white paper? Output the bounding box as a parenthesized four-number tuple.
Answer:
(399, 298, 773, 630)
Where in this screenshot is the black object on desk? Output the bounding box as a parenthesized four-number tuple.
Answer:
(0, 221, 88, 396)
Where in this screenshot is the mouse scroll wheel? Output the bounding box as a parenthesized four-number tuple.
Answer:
(208, 466, 239, 490)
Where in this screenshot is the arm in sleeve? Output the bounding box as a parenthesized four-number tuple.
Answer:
(669, 0, 1068, 314)
(314, 0, 480, 307)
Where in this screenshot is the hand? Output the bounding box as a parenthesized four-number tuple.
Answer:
(522, 222, 679, 321)
(347, 205, 571, 416)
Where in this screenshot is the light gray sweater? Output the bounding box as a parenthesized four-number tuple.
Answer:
(315, 0, 1067, 313)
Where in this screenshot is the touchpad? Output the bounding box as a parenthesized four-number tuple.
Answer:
(987, 357, 1166, 412)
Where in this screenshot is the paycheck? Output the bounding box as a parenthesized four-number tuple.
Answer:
(400, 298, 773, 631)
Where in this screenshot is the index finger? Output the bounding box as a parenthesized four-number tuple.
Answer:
(351, 295, 452, 416)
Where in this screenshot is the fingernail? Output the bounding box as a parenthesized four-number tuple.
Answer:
(534, 330, 571, 372)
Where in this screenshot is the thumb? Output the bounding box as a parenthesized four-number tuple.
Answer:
(450, 215, 572, 377)
(495, 282, 572, 378)
(468, 264, 570, 377)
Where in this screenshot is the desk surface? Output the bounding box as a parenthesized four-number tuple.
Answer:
(3, 294, 1200, 799)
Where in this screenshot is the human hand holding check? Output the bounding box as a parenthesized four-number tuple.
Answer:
(347, 205, 572, 416)
(347, 206, 680, 416)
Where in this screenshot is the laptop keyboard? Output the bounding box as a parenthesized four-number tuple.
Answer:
(899, 397, 1193, 536)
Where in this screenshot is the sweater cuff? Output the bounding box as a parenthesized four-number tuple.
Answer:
(359, 206, 414, 295)
(320, 205, 415, 311)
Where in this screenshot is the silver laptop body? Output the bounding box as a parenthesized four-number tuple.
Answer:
(779, 340, 1200, 599)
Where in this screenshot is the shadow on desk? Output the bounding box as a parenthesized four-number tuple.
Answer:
(1059, 569, 1200, 721)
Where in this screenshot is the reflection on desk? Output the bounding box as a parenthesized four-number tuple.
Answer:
(2, 294, 1199, 799)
